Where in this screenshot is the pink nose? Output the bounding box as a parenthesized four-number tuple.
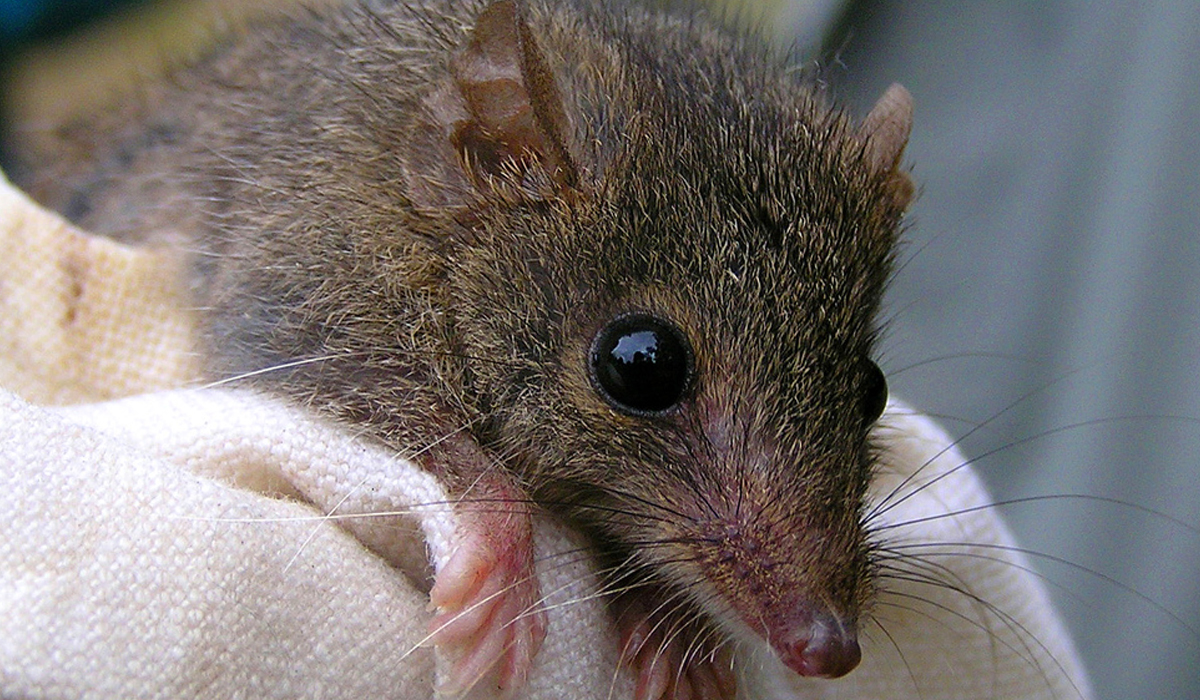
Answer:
(777, 615, 861, 679)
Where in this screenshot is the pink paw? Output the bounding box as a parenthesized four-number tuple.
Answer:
(619, 611, 737, 700)
(427, 510, 547, 697)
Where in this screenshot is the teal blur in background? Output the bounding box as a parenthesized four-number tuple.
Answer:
(0, 0, 143, 46)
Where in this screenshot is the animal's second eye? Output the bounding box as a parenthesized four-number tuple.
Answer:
(590, 314, 693, 415)
(861, 360, 888, 424)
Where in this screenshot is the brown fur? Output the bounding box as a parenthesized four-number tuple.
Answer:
(13, 0, 913, 685)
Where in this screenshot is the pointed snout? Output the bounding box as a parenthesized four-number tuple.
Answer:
(775, 612, 861, 679)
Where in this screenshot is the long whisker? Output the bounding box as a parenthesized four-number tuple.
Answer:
(197, 347, 528, 391)
(887, 540, 1200, 642)
(198, 353, 365, 389)
(873, 492, 1198, 534)
(867, 368, 1089, 520)
(888, 351, 1040, 377)
(861, 615, 921, 694)
(868, 411, 1200, 524)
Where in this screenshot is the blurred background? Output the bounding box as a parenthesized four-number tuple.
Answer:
(825, 4, 1200, 700)
(2, 1, 1198, 698)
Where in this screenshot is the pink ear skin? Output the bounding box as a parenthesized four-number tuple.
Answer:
(449, 0, 579, 192)
(860, 83, 915, 211)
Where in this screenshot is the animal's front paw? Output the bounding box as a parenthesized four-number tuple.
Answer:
(618, 605, 738, 700)
(428, 503, 546, 697)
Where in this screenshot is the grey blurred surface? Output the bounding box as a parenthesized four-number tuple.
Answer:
(818, 1, 1200, 698)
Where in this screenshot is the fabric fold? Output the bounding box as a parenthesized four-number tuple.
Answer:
(0, 170, 1092, 699)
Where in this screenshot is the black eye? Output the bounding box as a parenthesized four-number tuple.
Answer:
(861, 360, 888, 424)
(590, 314, 693, 415)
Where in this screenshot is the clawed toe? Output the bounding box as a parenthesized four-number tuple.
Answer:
(427, 517, 546, 697)
(618, 610, 736, 700)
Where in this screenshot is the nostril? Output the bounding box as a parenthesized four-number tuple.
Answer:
(778, 615, 861, 679)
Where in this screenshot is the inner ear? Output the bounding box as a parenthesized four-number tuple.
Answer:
(860, 83, 914, 211)
(449, 0, 578, 191)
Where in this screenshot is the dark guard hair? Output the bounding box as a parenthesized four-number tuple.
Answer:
(13, 0, 914, 688)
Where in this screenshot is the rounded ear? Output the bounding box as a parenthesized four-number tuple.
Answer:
(447, 0, 579, 193)
(860, 83, 915, 211)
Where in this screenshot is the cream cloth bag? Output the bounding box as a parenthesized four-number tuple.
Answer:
(0, 172, 1092, 699)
